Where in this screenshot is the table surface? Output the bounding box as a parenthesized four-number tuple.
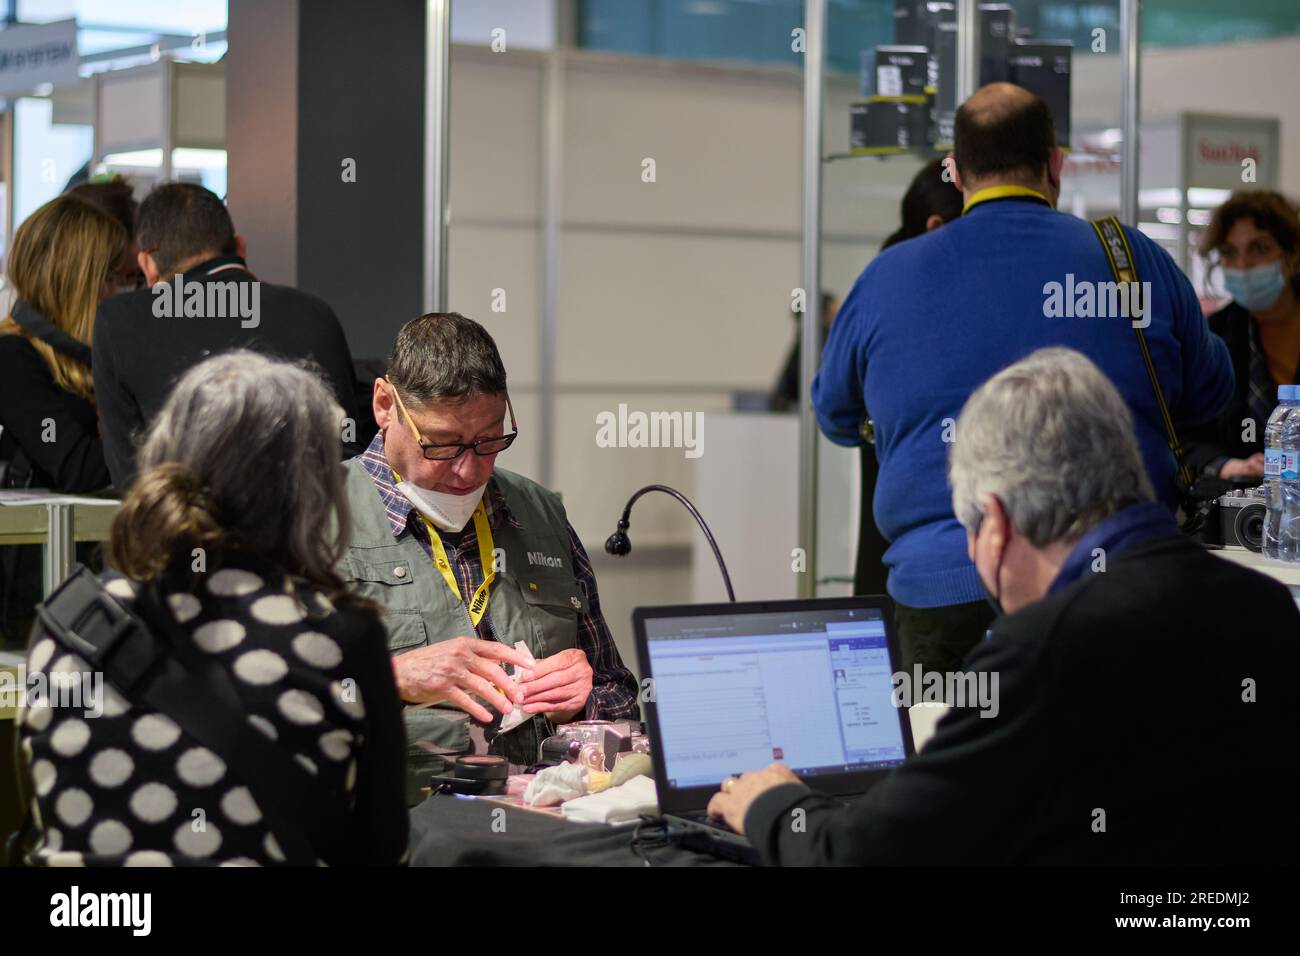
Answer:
(0, 499, 120, 544)
(409, 792, 739, 866)
(1214, 545, 1300, 586)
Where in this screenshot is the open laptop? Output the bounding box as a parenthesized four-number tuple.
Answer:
(632, 596, 915, 864)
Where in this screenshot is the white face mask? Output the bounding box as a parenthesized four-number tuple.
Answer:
(396, 480, 488, 532)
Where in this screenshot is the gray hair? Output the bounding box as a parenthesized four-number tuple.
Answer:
(136, 349, 351, 581)
(948, 347, 1154, 547)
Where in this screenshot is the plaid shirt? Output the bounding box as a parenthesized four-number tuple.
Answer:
(358, 433, 639, 721)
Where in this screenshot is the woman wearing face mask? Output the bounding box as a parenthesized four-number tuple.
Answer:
(1184, 190, 1300, 481)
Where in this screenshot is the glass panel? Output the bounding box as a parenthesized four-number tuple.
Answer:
(18, 0, 227, 34)
(451, 0, 557, 50)
(11, 96, 93, 230)
(578, 1, 1300, 64)
(1133, 3, 1292, 318)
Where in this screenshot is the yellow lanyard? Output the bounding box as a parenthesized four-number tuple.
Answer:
(394, 471, 497, 627)
(962, 184, 1049, 215)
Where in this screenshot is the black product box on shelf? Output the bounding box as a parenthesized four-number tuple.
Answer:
(978, 3, 1015, 85)
(1007, 38, 1072, 147)
(851, 95, 931, 155)
(894, 0, 930, 46)
(927, 1, 957, 148)
(874, 44, 929, 98)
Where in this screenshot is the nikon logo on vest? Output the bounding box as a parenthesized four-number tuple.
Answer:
(594, 404, 704, 459)
(1041, 274, 1152, 329)
(152, 274, 261, 329)
(526, 550, 564, 568)
(49, 886, 151, 936)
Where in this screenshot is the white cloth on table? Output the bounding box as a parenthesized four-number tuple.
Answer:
(523, 761, 588, 807)
(560, 775, 658, 825)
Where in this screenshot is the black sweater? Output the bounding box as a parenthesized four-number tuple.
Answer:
(0, 333, 110, 492)
(745, 535, 1300, 865)
(93, 259, 362, 491)
(1182, 301, 1296, 475)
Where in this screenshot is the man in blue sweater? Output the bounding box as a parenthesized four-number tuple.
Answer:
(813, 83, 1233, 674)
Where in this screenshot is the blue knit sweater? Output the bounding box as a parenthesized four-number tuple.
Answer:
(813, 197, 1233, 608)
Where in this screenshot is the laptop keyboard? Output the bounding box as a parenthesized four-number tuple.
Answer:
(679, 809, 738, 834)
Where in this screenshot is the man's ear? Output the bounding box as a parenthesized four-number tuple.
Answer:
(138, 250, 161, 288)
(372, 377, 393, 429)
(234, 234, 247, 259)
(1048, 147, 1065, 189)
(980, 493, 1011, 549)
(925, 214, 946, 233)
(945, 152, 963, 193)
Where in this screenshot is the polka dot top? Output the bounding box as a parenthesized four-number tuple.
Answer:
(18, 555, 408, 866)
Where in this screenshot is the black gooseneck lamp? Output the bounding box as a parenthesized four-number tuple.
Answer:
(605, 484, 736, 603)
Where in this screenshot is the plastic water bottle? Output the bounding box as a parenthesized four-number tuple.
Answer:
(1279, 386, 1300, 562)
(1262, 385, 1295, 561)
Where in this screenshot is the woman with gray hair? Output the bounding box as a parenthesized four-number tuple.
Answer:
(16, 351, 407, 866)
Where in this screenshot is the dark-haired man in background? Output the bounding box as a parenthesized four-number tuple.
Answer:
(813, 83, 1233, 676)
(93, 182, 361, 489)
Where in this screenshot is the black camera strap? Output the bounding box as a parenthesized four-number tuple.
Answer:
(33, 566, 346, 866)
(1091, 216, 1196, 493)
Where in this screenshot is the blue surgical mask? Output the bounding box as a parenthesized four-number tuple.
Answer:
(1223, 261, 1288, 313)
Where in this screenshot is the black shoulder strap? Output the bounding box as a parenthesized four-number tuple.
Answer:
(34, 567, 346, 865)
(11, 300, 93, 367)
(1091, 216, 1195, 492)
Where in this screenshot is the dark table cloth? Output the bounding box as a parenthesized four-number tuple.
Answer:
(408, 793, 740, 867)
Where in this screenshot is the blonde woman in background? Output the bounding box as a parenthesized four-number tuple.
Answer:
(0, 194, 128, 491)
(0, 195, 127, 648)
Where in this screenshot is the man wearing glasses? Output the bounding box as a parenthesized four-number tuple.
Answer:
(342, 312, 639, 801)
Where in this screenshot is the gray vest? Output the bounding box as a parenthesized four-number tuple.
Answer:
(340, 459, 588, 801)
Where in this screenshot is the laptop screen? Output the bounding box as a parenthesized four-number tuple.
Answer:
(643, 604, 909, 791)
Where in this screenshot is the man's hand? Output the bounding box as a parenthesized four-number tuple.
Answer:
(517, 647, 593, 723)
(705, 763, 801, 835)
(393, 637, 535, 723)
(1219, 453, 1265, 479)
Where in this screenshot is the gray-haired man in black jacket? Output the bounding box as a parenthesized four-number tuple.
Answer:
(708, 347, 1299, 865)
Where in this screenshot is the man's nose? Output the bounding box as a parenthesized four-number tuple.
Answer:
(453, 451, 491, 484)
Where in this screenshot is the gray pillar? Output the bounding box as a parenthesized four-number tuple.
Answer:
(226, 0, 428, 361)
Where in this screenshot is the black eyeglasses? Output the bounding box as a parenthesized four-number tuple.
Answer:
(387, 377, 519, 461)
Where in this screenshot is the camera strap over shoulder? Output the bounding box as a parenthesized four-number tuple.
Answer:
(33, 566, 345, 866)
(1091, 215, 1196, 492)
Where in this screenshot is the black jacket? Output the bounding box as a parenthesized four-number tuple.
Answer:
(0, 334, 110, 492)
(745, 534, 1300, 864)
(1182, 301, 1298, 475)
(93, 257, 362, 490)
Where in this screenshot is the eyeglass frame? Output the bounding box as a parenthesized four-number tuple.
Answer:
(385, 376, 518, 461)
